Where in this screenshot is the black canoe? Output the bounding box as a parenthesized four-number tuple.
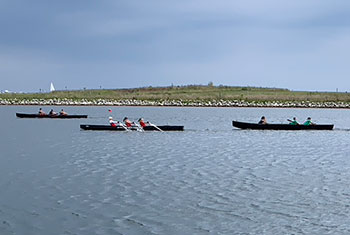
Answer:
(16, 113, 88, 119)
(80, 124, 184, 131)
(232, 120, 334, 130)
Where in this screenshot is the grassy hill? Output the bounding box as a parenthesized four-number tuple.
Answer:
(1, 85, 350, 102)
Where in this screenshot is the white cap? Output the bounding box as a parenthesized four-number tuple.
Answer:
(109, 116, 113, 120)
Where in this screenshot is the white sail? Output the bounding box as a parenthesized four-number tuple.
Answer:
(50, 82, 55, 92)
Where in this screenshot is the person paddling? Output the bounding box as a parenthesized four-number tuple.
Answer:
(59, 109, 68, 116)
(49, 109, 57, 116)
(109, 116, 121, 127)
(288, 117, 299, 125)
(38, 108, 46, 116)
(138, 118, 148, 128)
(303, 117, 315, 126)
(123, 117, 133, 127)
(258, 116, 267, 124)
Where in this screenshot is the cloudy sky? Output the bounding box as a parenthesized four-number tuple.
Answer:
(1, 0, 350, 92)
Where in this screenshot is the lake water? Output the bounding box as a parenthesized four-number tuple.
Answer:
(1, 105, 350, 235)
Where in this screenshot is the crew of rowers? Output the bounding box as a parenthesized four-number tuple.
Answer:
(109, 116, 148, 128)
(258, 116, 315, 125)
(38, 108, 68, 116)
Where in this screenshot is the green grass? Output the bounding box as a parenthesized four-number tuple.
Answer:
(1, 85, 350, 102)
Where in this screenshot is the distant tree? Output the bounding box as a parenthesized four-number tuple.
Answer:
(208, 81, 214, 87)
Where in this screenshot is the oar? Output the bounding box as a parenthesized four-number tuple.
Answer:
(134, 122, 144, 132)
(148, 122, 164, 132)
(116, 121, 130, 131)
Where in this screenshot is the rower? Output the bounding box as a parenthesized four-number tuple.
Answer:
(59, 109, 68, 116)
(138, 118, 148, 128)
(303, 117, 315, 126)
(123, 117, 133, 127)
(49, 109, 57, 116)
(288, 117, 299, 125)
(38, 108, 46, 115)
(258, 116, 267, 124)
(109, 116, 120, 127)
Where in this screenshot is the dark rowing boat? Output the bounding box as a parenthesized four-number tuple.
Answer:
(232, 120, 334, 130)
(80, 124, 184, 131)
(16, 113, 88, 119)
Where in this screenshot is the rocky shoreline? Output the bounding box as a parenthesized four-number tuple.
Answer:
(1, 98, 350, 108)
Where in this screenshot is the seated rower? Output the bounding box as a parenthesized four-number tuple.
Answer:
(123, 117, 133, 127)
(288, 117, 299, 125)
(49, 109, 57, 116)
(138, 118, 148, 128)
(303, 117, 315, 126)
(109, 116, 121, 127)
(38, 108, 46, 115)
(258, 116, 267, 124)
(59, 109, 68, 116)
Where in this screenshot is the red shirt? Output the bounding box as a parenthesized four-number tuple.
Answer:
(125, 120, 132, 127)
(140, 121, 147, 128)
(110, 120, 117, 127)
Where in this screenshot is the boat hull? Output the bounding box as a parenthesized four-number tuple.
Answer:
(16, 113, 88, 119)
(232, 120, 334, 130)
(80, 124, 184, 131)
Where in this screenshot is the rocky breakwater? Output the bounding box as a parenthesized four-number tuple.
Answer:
(1, 98, 350, 108)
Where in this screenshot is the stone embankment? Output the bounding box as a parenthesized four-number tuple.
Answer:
(1, 98, 350, 108)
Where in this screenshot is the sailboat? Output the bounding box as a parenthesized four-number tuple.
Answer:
(50, 82, 55, 92)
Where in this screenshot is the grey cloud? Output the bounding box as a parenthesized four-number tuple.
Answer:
(1, 0, 350, 91)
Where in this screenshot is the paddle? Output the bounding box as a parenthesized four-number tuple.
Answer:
(119, 122, 130, 131)
(147, 122, 164, 132)
(133, 122, 144, 132)
(112, 119, 130, 131)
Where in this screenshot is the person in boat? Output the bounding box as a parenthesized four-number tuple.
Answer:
(258, 116, 267, 124)
(123, 117, 133, 127)
(288, 117, 299, 125)
(109, 116, 122, 127)
(49, 109, 57, 116)
(109, 116, 116, 127)
(59, 109, 68, 116)
(138, 118, 148, 128)
(38, 108, 46, 115)
(303, 117, 315, 126)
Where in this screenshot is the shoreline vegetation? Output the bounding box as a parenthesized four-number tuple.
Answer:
(2, 85, 350, 108)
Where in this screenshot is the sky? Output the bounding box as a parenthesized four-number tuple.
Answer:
(1, 0, 350, 92)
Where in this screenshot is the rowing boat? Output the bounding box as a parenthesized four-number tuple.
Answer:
(80, 124, 184, 131)
(16, 113, 88, 119)
(232, 120, 334, 130)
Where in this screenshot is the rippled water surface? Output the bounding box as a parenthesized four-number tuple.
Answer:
(2, 106, 350, 234)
